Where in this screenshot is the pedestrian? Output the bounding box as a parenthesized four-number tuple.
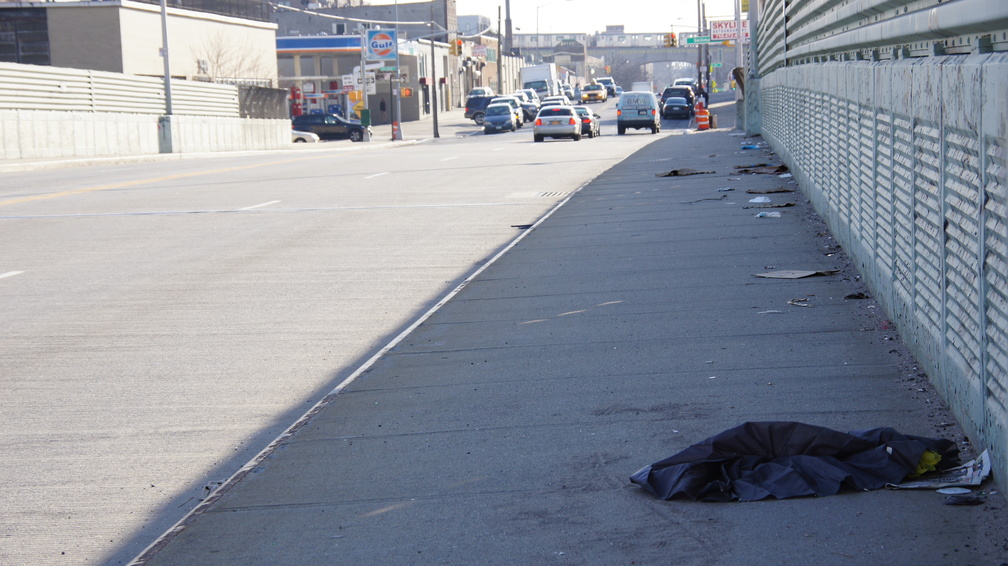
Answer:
(380, 98, 387, 124)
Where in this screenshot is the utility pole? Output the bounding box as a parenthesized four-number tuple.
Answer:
(497, 6, 504, 93)
(430, 3, 440, 138)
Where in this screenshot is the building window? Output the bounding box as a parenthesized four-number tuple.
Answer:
(0, 9, 50, 65)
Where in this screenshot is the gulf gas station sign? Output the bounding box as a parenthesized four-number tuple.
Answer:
(365, 29, 397, 61)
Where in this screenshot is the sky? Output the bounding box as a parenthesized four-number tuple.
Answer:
(456, 0, 744, 35)
(368, 0, 745, 36)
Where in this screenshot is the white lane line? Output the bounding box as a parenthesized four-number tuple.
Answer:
(440, 156, 458, 162)
(364, 172, 390, 179)
(239, 200, 281, 211)
(0, 271, 25, 279)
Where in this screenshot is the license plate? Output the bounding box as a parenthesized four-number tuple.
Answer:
(550, 120, 562, 125)
(637, 109, 648, 115)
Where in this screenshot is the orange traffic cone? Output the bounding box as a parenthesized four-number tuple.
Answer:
(695, 102, 710, 131)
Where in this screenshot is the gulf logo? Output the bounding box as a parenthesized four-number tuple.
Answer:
(370, 32, 395, 57)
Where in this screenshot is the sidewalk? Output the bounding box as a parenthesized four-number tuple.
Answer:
(135, 115, 1007, 564)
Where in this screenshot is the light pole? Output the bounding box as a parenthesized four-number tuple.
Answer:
(535, 0, 571, 62)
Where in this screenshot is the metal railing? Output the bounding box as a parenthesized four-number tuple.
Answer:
(753, 0, 1008, 489)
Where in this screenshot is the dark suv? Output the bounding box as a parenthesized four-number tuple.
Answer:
(660, 86, 696, 112)
(464, 95, 495, 124)
(291, 114, 368, 142)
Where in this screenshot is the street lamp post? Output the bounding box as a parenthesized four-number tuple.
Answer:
(536, 0, 571, 62)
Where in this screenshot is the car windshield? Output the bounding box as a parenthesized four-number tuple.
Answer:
(584, 85, 602, 91)
(486, 105, 511, 115)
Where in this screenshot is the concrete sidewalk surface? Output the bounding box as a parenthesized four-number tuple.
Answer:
(134, 117, 1008, 565)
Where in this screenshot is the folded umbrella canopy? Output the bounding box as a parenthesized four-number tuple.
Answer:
(630, 422, 958, 502)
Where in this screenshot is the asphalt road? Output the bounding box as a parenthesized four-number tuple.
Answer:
(0, 103, 680, 565)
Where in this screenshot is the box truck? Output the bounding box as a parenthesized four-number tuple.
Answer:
(520, 64, 559, 98)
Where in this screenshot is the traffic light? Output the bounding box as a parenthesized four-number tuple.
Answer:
(449, 39, 462, 55)
(663, 33, 672, 47)
(670, 32, 678, 47)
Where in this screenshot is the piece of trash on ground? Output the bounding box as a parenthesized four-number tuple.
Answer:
(657, 168, 715, 177)
(734, 163, 789, 175)
(681, 194, 728, 205)
(717, 187, 735, 192)
(752, 269, 839, 279)
(746, 187, 794, 194)
(937, 487, 973, 495)
(779, 173, 793, 178)
(889, 450, 990, 489)
(740, 144, 761, 150)
(944, 493, 986, 505)
(744, 202, 796, 209)
(630, 422, 959, 502)
(845, 292, 868, 299)
(788, 297, 813, 307)
(757, 310, 785, 314)
(749, 196, 772, 203)
(755, 211, 781, 218)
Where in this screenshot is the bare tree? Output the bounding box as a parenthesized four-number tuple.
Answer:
(194, 31, 272, 85)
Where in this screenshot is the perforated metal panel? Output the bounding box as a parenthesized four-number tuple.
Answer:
(757, 53, 1008, 492)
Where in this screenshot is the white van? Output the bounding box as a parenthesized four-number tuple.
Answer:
(616, 91, 661, 135)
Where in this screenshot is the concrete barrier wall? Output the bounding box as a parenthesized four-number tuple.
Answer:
(0, 110, 289, 160)
(1, 110, 160, 160)
(162, 115, 289, 153)
(759, 53, 1008, 490)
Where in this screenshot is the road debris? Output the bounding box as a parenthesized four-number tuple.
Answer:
(752, 269, 839, 279)
(630, 422, 959, 502)
(657, 168, 716, 177)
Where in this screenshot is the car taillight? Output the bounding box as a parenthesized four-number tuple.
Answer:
(582, 118, 590, 123)
(536, 118, 543, 126)
(617, 109, 622, 116)
(651, 109, 656, 115)
(569, 117, 576, 125)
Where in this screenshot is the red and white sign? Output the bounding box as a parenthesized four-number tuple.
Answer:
(710, 19, 750, 41)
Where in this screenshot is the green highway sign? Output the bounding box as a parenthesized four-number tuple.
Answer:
(686, 36, 712, 44)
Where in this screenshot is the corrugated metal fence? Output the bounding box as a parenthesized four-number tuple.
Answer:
(754, 0, 1008, 489)
(0, 62, 240, 116)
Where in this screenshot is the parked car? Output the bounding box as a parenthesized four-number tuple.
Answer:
(510, 91, 539, 121)
(520, 88, 541, 108)
(490, 96, 525, 127)
(291, 114, 369, 142)
(580, 84, 607, 103)
(661, 96, 692, 119)
(468, 86, 495, 97)
(533, 105, 581, 142)
(616, 91, 660, 135)
(573, 106, 601, 138)
(660, 85, 696, 110)
(465, 95, 495, 124)
(292, 130, 320, 143)
(483, 103, 517, 133)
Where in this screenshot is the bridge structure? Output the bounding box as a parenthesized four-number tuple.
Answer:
(586, 44, 739, 87)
